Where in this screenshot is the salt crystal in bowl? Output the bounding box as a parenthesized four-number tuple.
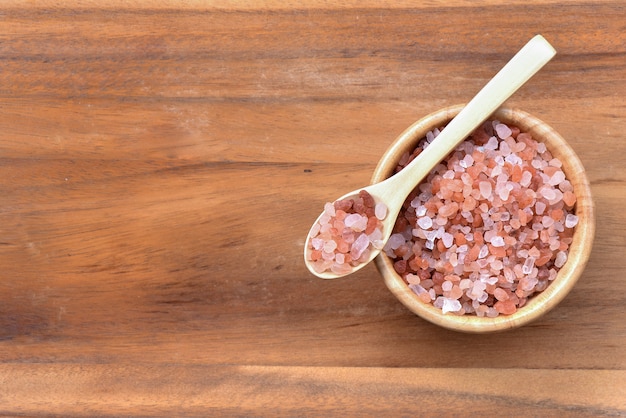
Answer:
(371, 105, 594, 333)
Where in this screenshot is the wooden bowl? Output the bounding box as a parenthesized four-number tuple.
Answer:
(371, 104, 595, 333)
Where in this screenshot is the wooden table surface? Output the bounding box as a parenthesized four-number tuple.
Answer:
(1, 1, 625, 415)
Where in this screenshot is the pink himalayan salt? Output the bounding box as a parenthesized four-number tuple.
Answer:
(554, 251, 568, 268)
(351, 233, 370, 259)
(375, 202, 388, 220)
(440, 297, 462, 314)
(307, 190, 388, 274)
(417, 216, 433, 229)
(479, 181, 492, 199)
(565, 213, 579, 228)
(384, 120, 578, 316)
(495, 123, 513, 140)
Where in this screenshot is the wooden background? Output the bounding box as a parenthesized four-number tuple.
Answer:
(1, 1, 624, 415)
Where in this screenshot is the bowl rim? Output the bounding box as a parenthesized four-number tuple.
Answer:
(371, 104, 595, 333)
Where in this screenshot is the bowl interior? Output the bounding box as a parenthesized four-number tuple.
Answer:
(372, 105, 595, 332)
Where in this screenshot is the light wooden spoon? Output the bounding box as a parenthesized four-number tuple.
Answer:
(305, 34, 556, 279)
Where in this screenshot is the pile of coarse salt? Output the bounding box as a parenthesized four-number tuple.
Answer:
(307, 190, 388, 275)
(384, 120, 578, 317)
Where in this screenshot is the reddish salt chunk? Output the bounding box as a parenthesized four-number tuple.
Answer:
(488, 244, 507, 258)
(439, 202, 459, 218)
(443, 177, 464, 192)
(334, 198, 353, 212)
(528, 246, 541, 258)
(461, 196, 477, 212)
(465, 243, 480, 262)
(510, 165, 522, 183)
(336, 239, 350, 253)
(394, 259, 407, 274)
(364, 216, 378, 235)
(446, 285, 464, 300)
(494, 300, 517, 315)
(335, 210, 347, 222)
(309, 249, 322, 261)
(454, 232, 467, 246)
(493, 287, 509, 302)
(543, 165, 559, 178)
(417, 290, 432, 303)
(550, 208, 564, 221)
(563, 190, 576, 207)
(359, 190, 375, 208)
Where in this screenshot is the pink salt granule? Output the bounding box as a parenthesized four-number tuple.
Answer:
(307, 190, 387, 275)
(384, 120, 578, 316)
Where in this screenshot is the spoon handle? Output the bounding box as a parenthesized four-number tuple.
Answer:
(381, 35, 556, 205)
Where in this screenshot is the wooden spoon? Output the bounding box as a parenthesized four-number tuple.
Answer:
(305, 34, 556, 279)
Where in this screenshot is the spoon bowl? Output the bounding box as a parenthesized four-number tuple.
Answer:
(305, 35, 557, 279)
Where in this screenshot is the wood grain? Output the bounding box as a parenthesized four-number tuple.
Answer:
(0, 1, 625, 415)
(1, 365, 624, 416)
